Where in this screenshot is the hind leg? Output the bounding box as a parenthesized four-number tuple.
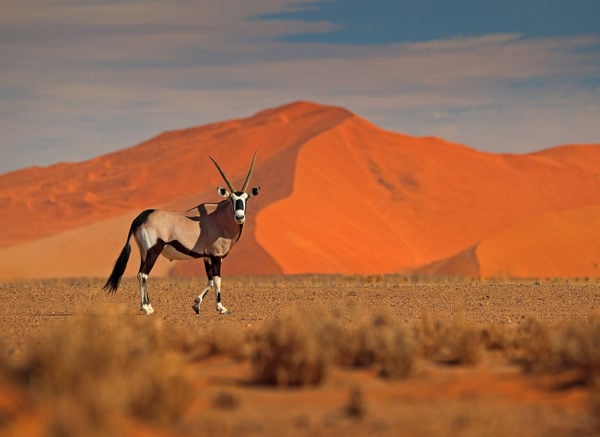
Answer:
(137, 272, 153, 314)
(138, 241, 164, 315)
(192, 259, 214, 314)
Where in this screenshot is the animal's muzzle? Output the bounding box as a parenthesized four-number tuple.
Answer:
(235, 199, 246, 224)
(235, 210, 245, 224)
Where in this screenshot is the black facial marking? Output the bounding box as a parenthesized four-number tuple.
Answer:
(235, 198, 244, 211)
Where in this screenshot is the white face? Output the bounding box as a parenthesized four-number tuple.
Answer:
(218, 186, 260, 225)
(230, 192, 249, 224)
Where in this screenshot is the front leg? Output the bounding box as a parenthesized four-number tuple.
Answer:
(214, 276, 231, 315)
(211, 257, 231, 315)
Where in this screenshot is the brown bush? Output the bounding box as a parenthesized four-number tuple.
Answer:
(191, 323, 250, 361)
(415, 313, 481, 365)
(481, 324, 517, 351)
(343, 315, 416, 378)
(377, 324, 416, 378)
(590, 376, 600, 422)
(515, 316, 600, 381)
(558, 317, 600, 379)
(344, 385, 366, 418)
(16, 304, 193, 433)
(251, 311, 329, 386)
(211, 390, 241, 410)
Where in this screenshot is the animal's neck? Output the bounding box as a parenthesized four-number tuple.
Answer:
(216, 200, 243, 240)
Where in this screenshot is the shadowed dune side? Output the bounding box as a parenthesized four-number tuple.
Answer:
(0, 101, 352, 249)
(415, 246, 481, 278)
(0, 102, 353, 279)
(418, 204, 600, 278)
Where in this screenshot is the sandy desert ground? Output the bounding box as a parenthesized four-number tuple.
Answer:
(1, 275, 599, 436)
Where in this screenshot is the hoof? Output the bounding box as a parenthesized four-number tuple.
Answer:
(192, 305, 200, 315)
(141, 304, 154, 315)
(216, 303, 230, 315)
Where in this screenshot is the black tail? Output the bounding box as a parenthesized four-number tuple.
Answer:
(103, 209, 155, 293)
(103, 239, 131, 293)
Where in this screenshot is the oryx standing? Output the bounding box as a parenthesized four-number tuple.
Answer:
(103, 152, 260, 315)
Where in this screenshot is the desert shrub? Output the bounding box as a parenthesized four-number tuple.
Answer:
(512, 317, 559, 373)
(558, 317, 600, 377)
(516, 316, 600, 380)
(251, 311, 329, 386)
(415, 313, 481, 365)
(342, 315, 416, 378)
(591, 376, 600, 422)
(191, 323, 250, 361)
(17, 304, 193, 434)
(211, 390, 240, 410)
(480, 324, 517, 351)
(344, 386, 366, 418)
(377, 325, 417, 378)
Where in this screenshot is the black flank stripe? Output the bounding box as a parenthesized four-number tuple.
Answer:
(167, 240, 205, 258)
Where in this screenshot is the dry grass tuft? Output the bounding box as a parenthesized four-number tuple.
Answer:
(250, 310, 417, 385)
(480, 324, 517, 351)
(344, 385, 367, 418)
(590, 376, 600, 421)
(191, 323, 250, 361)
(251, 311, 329, 386)
(415, 313, 481, 365)
(515, 316, 600, 381)
(377, 325, 417, 378)
(13, 303, 193, 433)
(344, 315, 416, 378)
(211, 390, 241, 410)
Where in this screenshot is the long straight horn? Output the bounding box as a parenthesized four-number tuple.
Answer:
(209, 156, 235, 192)
(241, 150, 257, 192)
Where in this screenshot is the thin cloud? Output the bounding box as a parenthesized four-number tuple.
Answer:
(1, 0, 599, 173)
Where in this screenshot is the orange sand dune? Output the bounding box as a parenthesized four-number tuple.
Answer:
(0, 101, 350, 247)
(1, 101, 599, 279)
(476, 204, 600, 278)
(256, 115, 600, 274)
(0, 101, 350, 278)
(419, 204, 600, 278)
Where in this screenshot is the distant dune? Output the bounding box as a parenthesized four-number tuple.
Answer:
(420, 204, 600, 278)
(1, 101, 599, 279)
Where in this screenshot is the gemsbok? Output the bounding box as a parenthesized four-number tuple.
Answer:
(103, 152, 260, 315)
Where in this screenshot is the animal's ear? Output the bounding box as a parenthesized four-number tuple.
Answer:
(217, 187, 230, 198)
(250, 186, 260, 197)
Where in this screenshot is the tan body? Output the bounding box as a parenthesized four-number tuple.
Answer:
(136, 202, 242, 262)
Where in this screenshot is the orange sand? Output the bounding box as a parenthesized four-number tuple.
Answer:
(1, 101, 599, 279)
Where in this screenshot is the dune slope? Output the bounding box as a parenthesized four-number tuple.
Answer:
(0, 101, 599, 279)
(256, 116, 600, 274)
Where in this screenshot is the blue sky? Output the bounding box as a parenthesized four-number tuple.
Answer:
(263, 0, 600, 43)
(1, 0, 599, 173)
